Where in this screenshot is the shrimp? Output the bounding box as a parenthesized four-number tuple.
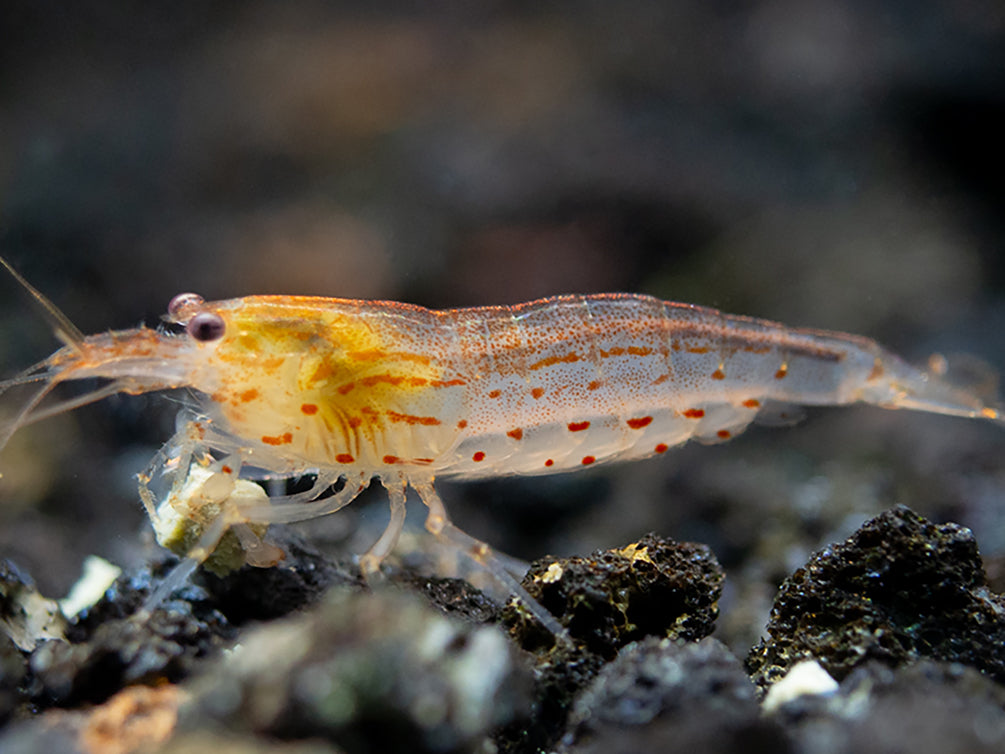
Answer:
(1, 258, 1002, 633)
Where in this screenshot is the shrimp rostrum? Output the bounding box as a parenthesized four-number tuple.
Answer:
(1, 265, 1002, 631)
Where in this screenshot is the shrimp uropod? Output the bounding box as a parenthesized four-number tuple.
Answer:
(1, 259, 1003, 633)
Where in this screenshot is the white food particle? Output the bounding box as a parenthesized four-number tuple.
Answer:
(59, 554, 122, 618)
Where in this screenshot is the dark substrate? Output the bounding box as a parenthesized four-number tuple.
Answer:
(2, 506, 1005, 753)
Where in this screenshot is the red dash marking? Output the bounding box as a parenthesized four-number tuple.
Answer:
(742, 399, 761, 409)
(507, 428, 523, 440)
(717, 429, 731, 439)
(221, 465, 232, 475)
(457, 419, 468, 429)
(431, 378, 467, 387)
(529, 352, 581, 370)
(414, 458, 434, 464)
(336, 453, 355, 463)
(742, 345, 771, 354)
(599, 347, 625, 358)
(488, 389, 502, 399)
(544, 458, 554, 467)
(686, 346, 709, 354)
(587, 380, 603, 391)
(240, 389, 259, 402)
(683, 408, 705, 419)
(775, 366, 788, 379)
(652, 374, 669, 385)
(383, 455, 399, 464)
(386, 410, 441, 426)
(711, 369, 725, 380)
(581, 455, 596, 465)
(301, 403, 319, 415)
(261, 432, 293, 446)
(348, 416, 363, 428)
(671, 340, 681, 351)
(627, 346, 652, 356)
(531, 387, 545, 399)
(654, 443, 669, 454)
(337, 382, 355, 395)
(568, 421, 591, 432)
(627, 416, 653, 429)
(472, 451, 486, 462)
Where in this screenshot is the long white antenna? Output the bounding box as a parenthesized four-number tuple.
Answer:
(0, 256, 85, 351)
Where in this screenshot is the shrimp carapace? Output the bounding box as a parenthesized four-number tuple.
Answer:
(1, 264, 1002, 633)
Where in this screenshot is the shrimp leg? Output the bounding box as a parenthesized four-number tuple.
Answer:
(411, 478, 566, 636)
(229, 523, 286, 568)
(138, 512, 230, 614)
(137, 418, 207, 520)
(358, 475, 408, 577)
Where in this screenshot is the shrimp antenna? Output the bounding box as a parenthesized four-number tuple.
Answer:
(0, 256, 85, 352)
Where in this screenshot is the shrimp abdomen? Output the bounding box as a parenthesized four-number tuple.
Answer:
(434, 294, 987, 478)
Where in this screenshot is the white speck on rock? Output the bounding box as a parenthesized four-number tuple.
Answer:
(762, 659, 838, 714)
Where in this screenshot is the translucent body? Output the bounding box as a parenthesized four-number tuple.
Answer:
(1, 289, 1001, 631)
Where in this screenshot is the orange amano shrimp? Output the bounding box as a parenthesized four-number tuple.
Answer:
(1, 259, 1002, 632)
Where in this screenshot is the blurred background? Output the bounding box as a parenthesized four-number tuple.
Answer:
(0, 1, 1003, 649)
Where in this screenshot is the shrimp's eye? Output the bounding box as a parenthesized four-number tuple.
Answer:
(187, 312, 226, 342)
(168, 292, 205, 322)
